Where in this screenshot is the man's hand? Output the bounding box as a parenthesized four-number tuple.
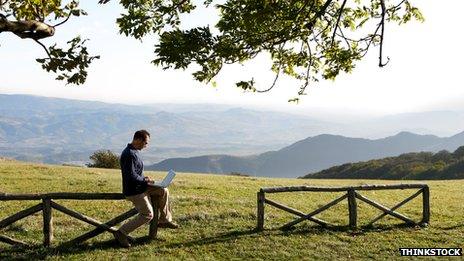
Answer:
(144, 176, 154, 184)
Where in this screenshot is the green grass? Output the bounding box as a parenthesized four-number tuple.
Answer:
(1, 159, 463, 260)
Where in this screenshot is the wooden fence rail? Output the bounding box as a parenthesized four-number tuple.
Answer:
(256, 184, 430, 231)
(0, 193, 158, 247)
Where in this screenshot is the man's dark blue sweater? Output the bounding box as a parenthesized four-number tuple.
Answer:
(120, 144, 148, 196)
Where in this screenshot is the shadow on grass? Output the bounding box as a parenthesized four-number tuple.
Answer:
(0, 223, 432, 259)
(277, 222, 425, 237)
(0, 239, 119, 260)
(163, 228, 260, 249)
(0, 234, 169, 260)
(0, 229, 259, 260)
(441, 223, 464, 230)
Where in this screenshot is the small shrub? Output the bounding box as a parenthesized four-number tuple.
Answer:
(87, 150, 120, 169)
(228, 172, 250, 177)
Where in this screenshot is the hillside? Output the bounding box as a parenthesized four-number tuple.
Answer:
(148, 131, 464, 177)
(1, 160, 463, 259)
(151, 154, 258, 174)
(304, 146, 464, 180)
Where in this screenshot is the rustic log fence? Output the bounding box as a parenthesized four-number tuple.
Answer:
(0, 193, 159, 247)
(256, 184, 430, 230)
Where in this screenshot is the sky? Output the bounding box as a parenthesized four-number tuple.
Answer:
(1, 0, 463, 118)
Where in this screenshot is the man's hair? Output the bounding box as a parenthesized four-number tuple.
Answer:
(133, 130, 150, 141)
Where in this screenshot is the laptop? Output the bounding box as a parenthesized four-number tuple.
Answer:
(149, 170, 176, 188)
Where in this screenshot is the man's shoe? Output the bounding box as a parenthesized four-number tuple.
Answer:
(113, 230, 131, 248)
(158, 221, 179, 229)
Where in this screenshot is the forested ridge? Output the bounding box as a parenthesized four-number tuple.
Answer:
(304, 146, 464, 180)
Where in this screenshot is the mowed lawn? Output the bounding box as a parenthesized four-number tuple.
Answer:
(0, 159, 463, 260)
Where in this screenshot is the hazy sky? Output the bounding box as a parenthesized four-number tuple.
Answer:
(1, 0, 463, 117)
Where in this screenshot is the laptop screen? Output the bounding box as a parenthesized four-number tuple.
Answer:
(160, 170, 176, 187)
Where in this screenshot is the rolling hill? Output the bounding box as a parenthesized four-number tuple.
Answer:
(148, 131, 464, 177)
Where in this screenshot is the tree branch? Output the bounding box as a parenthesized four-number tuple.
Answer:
(379, 0, 389, 67)
(32, 4, 44, 22)
(254, 44, 285, 93)
(299, 40, 314, 96)
(34, 38, 51, 59)
(168, 0, 190, 12)
(0, 19, 55, 39)
(391, 0, 407, 11)
(53, 12, 72, 27)
(305, 0, 333, 30)
(331, 0, 348, 46)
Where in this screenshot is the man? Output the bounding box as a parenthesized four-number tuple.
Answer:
(114, 130, 178, 248)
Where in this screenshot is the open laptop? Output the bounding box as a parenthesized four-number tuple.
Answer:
(149, 170, 176, 188)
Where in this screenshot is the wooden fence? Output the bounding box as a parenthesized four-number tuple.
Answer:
(0, 193, 158, 247)
(256, 184, 430, 230)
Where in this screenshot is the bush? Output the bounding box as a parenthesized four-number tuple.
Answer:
(87, 150, 120, 169)
(228, 172, 250, 177)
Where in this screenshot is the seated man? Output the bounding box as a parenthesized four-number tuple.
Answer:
(114, 129, 178, 247)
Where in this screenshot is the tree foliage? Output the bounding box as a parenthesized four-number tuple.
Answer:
(87, 149, 120, 169)
(0, 0, 99, 84)
(0, 0, 423, 100)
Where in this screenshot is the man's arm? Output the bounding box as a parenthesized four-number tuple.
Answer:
(121, 154, 146, 185)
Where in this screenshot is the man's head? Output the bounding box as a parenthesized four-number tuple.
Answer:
(131, 130, 150, 150)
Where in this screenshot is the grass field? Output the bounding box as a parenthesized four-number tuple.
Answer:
(1, 159, 463, 260)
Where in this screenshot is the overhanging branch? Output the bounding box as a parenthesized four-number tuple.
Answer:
(33, 39, 51, 59)
(53, 12, 72, 28)
(331, 0, 348, 46)
(378, 0, 389, 67)
(0, 19, 55, 40)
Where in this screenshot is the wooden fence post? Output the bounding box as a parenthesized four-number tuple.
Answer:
(257, 191, 265, 231)
(42, 198, 53, 247)
(347, 189, 357, 229)
(148, 197, 159, 240)
(421, 186, 430, 226)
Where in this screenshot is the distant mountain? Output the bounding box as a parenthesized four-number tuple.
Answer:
(2, 94, 464, 173)
(152, 155, 258, 174)
(0, 94, 149, 117)
(303, 146, 464, 180)
(148, 131, 464, 177)
(356, 111, 464, 138)
(0, 94, 337, 164)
